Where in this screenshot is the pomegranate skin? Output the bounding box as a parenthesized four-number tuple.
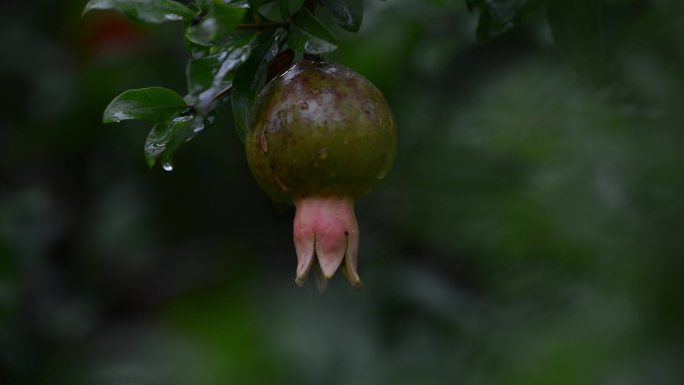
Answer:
(245, 59, 396, 289)
(245, 59, 396, 204)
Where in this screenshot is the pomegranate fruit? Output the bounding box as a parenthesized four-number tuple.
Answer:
(246, 59, 396, 290)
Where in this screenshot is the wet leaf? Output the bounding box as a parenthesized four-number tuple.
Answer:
(187, 54, 227, 98)
(287, 8, 338, 54)
(186, 31, 256, 112)
(103, 87, 187, 124)
(189, 47, 252, 113)
(83, 0, 195, 24)
(144, 114, 205, 168)
(187, 54, 226, 97)
(321, 0, 364, 32)
(227, 0, 251, 7)
(231, 33, 280, 142)
(184, 33, 213, 59)
(186, 0, 247, 45)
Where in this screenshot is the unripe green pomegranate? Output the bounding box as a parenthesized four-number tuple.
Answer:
(246, 59, 396, 290)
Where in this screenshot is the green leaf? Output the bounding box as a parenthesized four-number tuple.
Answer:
(187, 54, 226, 96)
(287, 8, 338, 53)
(245, 0, 278, 9)
(186, 0, 247, 45)
(145, 114, 205, 169)
(186, 31, 256, 112)
(83, 0, 195, 24)
(466, 0, 543, 42)
(548, 0, 606, 83)
(277, 0, 306, 18)
(184, 33, 213, 59)
(321, 0, 364, 33)
(187, 44, 253, 112)
(103, 87, 188, 124)
(228, 0, 252, 8)
(187, 54, 228, 97)
(231, 33, 280, 142)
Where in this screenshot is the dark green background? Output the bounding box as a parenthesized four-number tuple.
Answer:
(1, 0, 683, 384)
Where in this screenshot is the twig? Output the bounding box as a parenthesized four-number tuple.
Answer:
(213, 85, 233, 101)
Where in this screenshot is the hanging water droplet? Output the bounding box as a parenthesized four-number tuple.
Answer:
(162, 162, 174, 172)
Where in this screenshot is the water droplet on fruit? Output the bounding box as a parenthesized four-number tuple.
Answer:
(162, 162, 174, 172)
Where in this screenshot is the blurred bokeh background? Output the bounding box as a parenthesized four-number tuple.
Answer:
(1, 0, 683, 384)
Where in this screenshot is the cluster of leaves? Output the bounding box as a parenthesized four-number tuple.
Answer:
(84, 0, 363, 170)
(86, 0, 634, 170)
